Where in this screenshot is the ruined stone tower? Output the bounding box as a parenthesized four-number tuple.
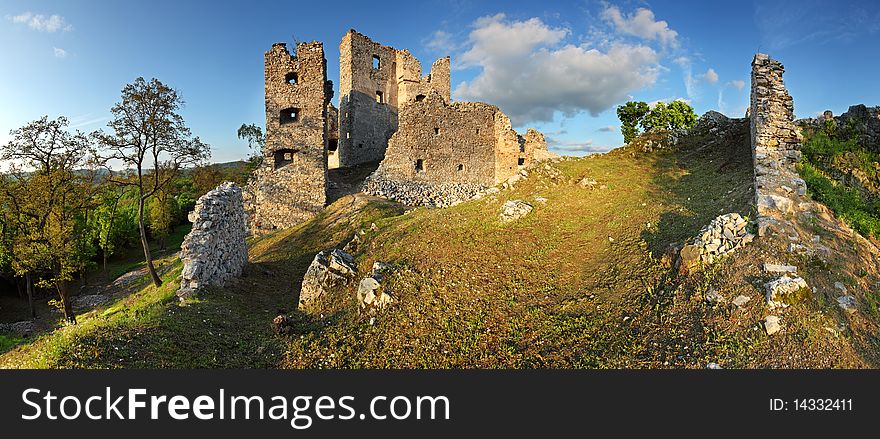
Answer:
(749, 54, 807, 220)
(248, 42, 331, 231)
(338, 30, 451, 168)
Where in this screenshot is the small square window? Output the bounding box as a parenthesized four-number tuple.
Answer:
(285, 72, 298, 85)
(415, 159, 424, 172)
(518, 157, 525, 166)
(280, 108, 299, 125)
(434, 127, 440, 135)
(376, 91, 384, 103)
(457, 164, 463, 171)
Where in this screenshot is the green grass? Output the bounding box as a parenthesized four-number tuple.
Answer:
(0, 334, 23, 355)
(799, 162, 880, 238)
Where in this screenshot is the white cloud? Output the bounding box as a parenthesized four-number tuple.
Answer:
(7, 12, 73, 32)
(453, 14, 661, 124)
(424, 30, 455, 53)
(53, 47, 67, 58)
(729, 79, 745, 90)
(601, 6, 678, 47)
(597, 125, 617, 132)
(546, 137, 604, 153)
(703, 68, 719, 84)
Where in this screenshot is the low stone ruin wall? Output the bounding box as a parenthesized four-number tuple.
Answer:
(178, 182, 248, 299)
(362, 172, 487, 208)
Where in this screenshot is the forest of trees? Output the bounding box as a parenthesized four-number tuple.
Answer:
(0, 77, 255, 323)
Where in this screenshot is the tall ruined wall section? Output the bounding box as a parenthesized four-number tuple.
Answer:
(248, 42, 330, 232)
(178, 182, 248, 299)
(338, 30, 451, 168)
(750, 54, 807, 220)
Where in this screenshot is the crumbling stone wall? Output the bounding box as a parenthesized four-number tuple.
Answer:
(750, 54, 807, 219)
(248, 41, 331, 232)
(368, 91, 538, 187)
(839, 104, 880, 149)
(178, 182, 248, 299)
(363, 90, 549, 206)
(338, 30, 451, 168)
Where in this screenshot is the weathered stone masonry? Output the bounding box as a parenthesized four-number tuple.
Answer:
(248, 42, 332, 232)
(178, 182, 248, 299)
(338, 30, 451, 168)
(750, 54, 808, 220)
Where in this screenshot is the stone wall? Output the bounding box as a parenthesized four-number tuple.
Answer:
(363, 90, 550, 206)
(750, 54, 807, 219)
(338, 30, 451, 168)
(178, 182, 248, 299)
(248, 41, 331, 232)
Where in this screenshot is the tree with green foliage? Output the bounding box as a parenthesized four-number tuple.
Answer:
(616, 101, 650, 144)
(238, 123, 265, 166)
(616, 100, 698, 144)
(94, 77, 210, 287)
(0, 116, 100, 323)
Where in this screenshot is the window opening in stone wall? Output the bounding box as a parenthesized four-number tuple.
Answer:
(457, 164, 463, 171)
(518, 157, 525, 166)
(476, 128, 480, 134)
(434, 127, 440, 135)
(372, 55, 380, 70)
(285, 72, 298, 85)
(328, 139, 338, 152)
(519, 142, 526, 153)
(280, 108, 299, 125)
(274, 148, 298, 169)
(415, 159, 424, 172)
(376, 91, 384, 103)
(358, 143, 363, 149)
(415, 94, 426, 102)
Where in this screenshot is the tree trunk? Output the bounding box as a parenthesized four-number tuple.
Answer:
(25, 272, 35, 319)
(56, 278, 76, 325)
(139, 197, 162, 287)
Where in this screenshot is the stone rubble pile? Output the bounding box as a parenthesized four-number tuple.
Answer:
(499, 200, 534, 223)
(0, 320, 36, 336)
(678, 213, 755, 272)
(73, 294, 110, 311)
(299, 249, 358, 310)
(177, 182, 248, 299)
(362, 173, 487, 208)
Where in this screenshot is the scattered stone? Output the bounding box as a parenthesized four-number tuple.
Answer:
(499, 200, 533, 222)
(73, 294, 110, 311)
(837, 296, 858, 314)
(178, 182, 248, 299)
(763, 263, 797, 274)
(0, 321, 37, 336)
(299, 249, 358, 310)
(732, 295, 752, 308)
(363, 173, 488, 208)
(833, 281, 847, 294)
(764, 275, 808, 309)
(705, 288, 725, 304)
(706, 362, 723, 370)
(764, 315, 781, 335)
(578, 177, 598, 188)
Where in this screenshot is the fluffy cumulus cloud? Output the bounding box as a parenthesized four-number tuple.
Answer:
(53, 47, 67, 58)
(454, 14, 661, 124)
(424, 30, 455, 53)
(601, 6, 678, 47)
(702, 68, 719, 84)
(7, 12, 73, 32)
(729, 79, 746, 91)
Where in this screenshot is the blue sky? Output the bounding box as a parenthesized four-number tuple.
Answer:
(1, 0, 879, 162)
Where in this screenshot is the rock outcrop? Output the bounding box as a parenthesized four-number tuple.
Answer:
(178, 182, 248, 299)
(299, 249, 357, 310)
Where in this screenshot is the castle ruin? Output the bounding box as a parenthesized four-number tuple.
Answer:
(749, 54, 808, 221)
(248, 42, 332, 232)
(247, 30, 548, 231)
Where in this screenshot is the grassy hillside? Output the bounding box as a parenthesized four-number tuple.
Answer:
(3, 118, 879, 368)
